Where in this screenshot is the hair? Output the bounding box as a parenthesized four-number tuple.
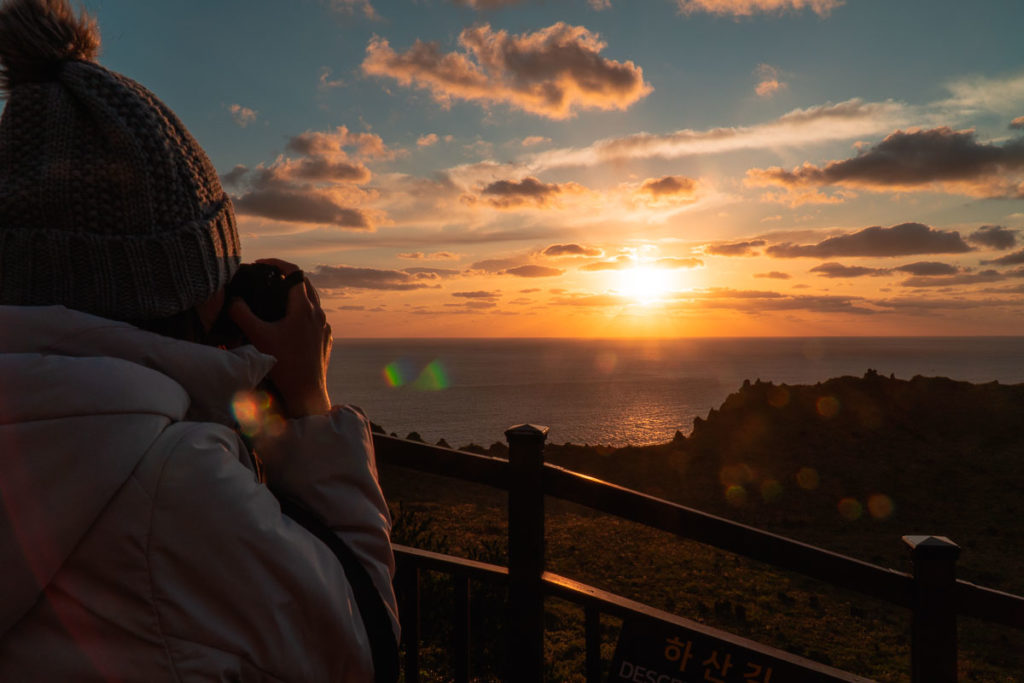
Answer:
(0, 0, 100, 94)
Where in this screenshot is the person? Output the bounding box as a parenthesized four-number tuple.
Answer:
(0, 0, 398, 680)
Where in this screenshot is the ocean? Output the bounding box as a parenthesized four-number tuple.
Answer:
(327, 337, 1024, 448)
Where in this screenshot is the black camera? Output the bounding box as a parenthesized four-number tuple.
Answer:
(209, 263, 304, 347)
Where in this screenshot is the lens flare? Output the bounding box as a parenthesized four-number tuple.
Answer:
(719, 463, 755, 487)
(868, 494, 894, 519)
(231, 390, 276, 437)
(816, 396, 840, 418)
(383, 362, 406, 387)
(838, 497, 863, 521)
(413, 359, 450, 391)
(725, 485, 747, 507)
(594, 351, 618, 374)
(767, 386, 790, 408)
(796, 467, 820, 490)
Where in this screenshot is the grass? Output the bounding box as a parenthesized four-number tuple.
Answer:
(379, 372, 1024, 682)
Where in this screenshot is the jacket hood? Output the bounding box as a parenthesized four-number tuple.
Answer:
(0, 305, 276, 636)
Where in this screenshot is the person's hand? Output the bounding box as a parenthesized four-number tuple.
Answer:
(228, 258, 333, 418)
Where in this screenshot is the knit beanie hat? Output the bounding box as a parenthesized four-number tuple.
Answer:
(0, 0, 240, 321)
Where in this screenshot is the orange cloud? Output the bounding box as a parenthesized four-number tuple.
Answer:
(310, 264, 437, 290)
(471, 176, 586, 209)
(287, 125, 398, 160)
(766, 223, 972, 258)
(675, 0, 842, 17)
(638, 175, 697, 198)
(522, 136, 552, 147)
(222, 125, 386, 228)
(747, 127, 1024, 201)
(705, 239, 766, 256)
(362, 23, 652, 119)
(228, 104, 258, 127)
(543, 243, 603, 257)
(529, 99, 905, 170)
(503, 265, 564, 277)
(754, 64, 786, 98)
(417, 133, 439, 147)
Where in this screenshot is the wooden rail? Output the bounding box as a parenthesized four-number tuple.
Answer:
(374, 429, 1024, 682)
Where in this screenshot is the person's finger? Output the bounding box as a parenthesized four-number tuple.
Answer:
(305, 277, 323, 311)
(255, 257, 300, 275)
(285, 275, 313, 315)
(227, 298, 271, 343)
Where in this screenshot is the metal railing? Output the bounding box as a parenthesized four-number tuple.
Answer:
(375, 425, 1024, 682)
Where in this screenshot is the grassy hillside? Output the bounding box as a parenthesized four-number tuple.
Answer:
(378, 371, 1024, 682)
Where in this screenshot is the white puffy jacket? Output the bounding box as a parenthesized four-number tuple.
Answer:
(0, 305, 398, 682)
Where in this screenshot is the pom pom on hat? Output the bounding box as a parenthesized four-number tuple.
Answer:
(0, 0, 100, 93)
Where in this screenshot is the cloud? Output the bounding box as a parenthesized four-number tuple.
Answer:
(228, 104, 258, 128)
(470, 256, 527, 272)
(403, 267, 462, 277)
(222, 124, 396, 229)
(940, 73, 1024, 117)
(638, 175, 698, 201)
(981, 249, 1024, 266)
(474, 176, 584, 208)
(287, 125, 397, 160)
(754, 271, 791, 279)
(233, 189, 372, 228)
(310, 264, 435, 290)
(326, 0, 378, 19)
(452, 290, 500, 299)
(894, 261, 960, 276)
(450, 0, 519, 7)
(529, 98, 906, 171)
(580, 255, 633, 271)
(362, 23, 652, 119)
(522, 136, 552, 147)
(655, 257, 704, 269)
(810, 262, 891, 278)
(1013, 116, 1024, 130)
(675, 0, 842, 17)
(543, 243, 603, 257)
(690, 290, 876, 315)
(754, 64, 786, 98)
(398, 251, 458, 260)
(453, 0, 610, 9)
(318, 67, 345, 90)
(900, 270, 1007, 288)
(747, 127, 1024, 200)
(705, 239, 766, 256)
(969, 225, 1017, 250)
(766, 222, 972, 258)
(503, 265, 564, 277)
(417, 133, 439, 148)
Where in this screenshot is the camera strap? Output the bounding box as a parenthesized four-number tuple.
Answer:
(273, 489, 401, 683)
(239, 435, 399, 683)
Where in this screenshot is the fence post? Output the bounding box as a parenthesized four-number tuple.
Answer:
(506, 423, 549, 683)
(903, 535, 960, 683)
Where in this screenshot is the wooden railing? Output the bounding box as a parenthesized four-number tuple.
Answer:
(375, 426, 1024, 682)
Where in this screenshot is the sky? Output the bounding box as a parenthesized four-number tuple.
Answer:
(76, 0, 1024, 337)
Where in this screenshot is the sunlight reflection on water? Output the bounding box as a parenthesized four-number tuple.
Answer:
(327, 337, 1024, 448)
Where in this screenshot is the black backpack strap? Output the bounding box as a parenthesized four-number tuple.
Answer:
(275, 492, 400, 683)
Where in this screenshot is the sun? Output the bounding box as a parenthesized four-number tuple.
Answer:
(615, 266, 675, 304)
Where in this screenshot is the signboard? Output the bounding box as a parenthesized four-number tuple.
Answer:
(608, 618, 872, 683)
